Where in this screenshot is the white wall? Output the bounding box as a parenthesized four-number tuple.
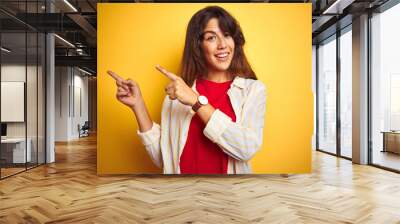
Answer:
(72, 73, 89, 138)
(55, 67, 89, 141)
(55, 66, 69, 141)
(1, 64, 38, 138)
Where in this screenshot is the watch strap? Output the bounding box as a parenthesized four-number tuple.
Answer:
(192, 101, 202, 112)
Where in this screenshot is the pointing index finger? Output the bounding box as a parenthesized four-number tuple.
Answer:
(155, 65, 178, 81)
(107, 70, 123, 82)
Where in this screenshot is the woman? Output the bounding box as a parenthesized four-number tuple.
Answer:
(108, 6, 266, 174)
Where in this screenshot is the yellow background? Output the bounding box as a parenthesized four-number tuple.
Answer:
(97, 3, 312, 174)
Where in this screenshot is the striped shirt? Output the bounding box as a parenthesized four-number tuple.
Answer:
(137, 76, 267, 174)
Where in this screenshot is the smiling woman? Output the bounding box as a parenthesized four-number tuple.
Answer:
(108, 6, 267, 174)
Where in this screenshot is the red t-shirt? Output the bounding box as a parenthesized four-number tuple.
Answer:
(179, 78, 236, 174)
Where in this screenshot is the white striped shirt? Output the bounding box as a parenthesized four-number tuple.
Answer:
(137, 76, 267, 174)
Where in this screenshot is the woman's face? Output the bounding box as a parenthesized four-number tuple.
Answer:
(201, 18, 235, 74)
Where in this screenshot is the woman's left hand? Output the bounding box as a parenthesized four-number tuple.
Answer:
(156, 65, 198, 106)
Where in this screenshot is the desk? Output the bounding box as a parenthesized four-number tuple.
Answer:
(381, 131, 400, 154)
(1, 138, 31, 163)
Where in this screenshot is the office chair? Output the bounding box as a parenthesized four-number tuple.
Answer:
(79, 121, 90, 138)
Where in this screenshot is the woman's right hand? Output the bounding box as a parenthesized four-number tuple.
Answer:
(107, 70, 143, 109)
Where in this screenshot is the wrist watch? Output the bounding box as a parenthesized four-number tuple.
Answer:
(192, 95, 208, 112)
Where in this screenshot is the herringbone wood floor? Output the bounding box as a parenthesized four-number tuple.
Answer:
(1, 134, 400, 224)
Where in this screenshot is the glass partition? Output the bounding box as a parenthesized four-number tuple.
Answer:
(38, 32, 45, 165)
(0, 1, 46, 179)
(27, 30, 38, 169)
(1, 30, 28, 178)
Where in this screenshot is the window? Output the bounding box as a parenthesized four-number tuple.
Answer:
(339, 27, 352, 158)
(317, 35, 337, 154)
(371, 2, 400, 171)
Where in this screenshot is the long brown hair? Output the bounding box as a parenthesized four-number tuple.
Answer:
(180, 6, 257, 86)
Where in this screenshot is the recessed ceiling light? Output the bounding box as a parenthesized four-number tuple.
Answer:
(63, 0, 78, 12)
(323, 0, 355, 15)
(77, 67, 93, 76)
(1, 47, 11, 53)
(54, 34, 75, 48)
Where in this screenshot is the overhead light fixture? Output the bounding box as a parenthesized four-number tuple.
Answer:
(54, 34, 75, 48)
(322, 0, 355, 15)
(77, 67, 93, 76)
(63, 0, 78, 12)
(76, 48, 86, 56)
(1, 47, 11, 53)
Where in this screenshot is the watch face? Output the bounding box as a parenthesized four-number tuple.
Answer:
(198, 95, 208, 105)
